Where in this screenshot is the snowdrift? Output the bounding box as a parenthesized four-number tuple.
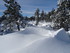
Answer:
(55, 28, 70, 42)
(13, 37, 70, 53)
(11, 28, 70, 53)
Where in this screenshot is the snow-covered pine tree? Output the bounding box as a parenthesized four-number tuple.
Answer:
(2, 0, 24, 32)
(35, 8, 40, 26)
(53, 0, 70, 31)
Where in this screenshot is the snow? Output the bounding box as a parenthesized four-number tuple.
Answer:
(55, 28, 70, 42)
(0, 21, 70, 53)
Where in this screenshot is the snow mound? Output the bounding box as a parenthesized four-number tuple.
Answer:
(12, 36, 70, 53)
(55, 28, 70, 42)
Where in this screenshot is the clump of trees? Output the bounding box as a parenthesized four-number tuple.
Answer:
(34, 0, 70, 31)
(34, 8, 53, 26)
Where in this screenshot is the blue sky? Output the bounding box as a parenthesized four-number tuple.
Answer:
(0, 0, 58, 17)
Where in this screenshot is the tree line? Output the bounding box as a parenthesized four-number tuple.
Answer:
(0, 0, 70, 35)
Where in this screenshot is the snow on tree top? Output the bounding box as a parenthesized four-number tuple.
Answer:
(58, 0, 70, 4)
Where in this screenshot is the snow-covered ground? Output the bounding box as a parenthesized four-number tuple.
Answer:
(0, 21, 70, 53)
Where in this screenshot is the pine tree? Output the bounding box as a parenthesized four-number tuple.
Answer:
(53, 0, 70, 31)
(3, 0, 24, 31)
(35, 8, 40, 25)
(40, 10, 45, 21)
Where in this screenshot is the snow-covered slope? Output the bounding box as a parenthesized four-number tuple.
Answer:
(0, 22, 70, 53)
(0, 26, 53, 53)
